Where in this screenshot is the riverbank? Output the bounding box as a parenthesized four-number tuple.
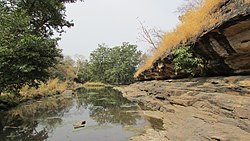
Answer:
(117, 75, 250, 141)
(0, 90, 76, 111)
(0, 79, 78, 111)
(0, 87, 149, 141)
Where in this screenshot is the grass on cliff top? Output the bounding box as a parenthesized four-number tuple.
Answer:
(135, 0, 250, 78)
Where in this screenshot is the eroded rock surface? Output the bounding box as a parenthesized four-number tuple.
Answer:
(117, 76, 250, 141)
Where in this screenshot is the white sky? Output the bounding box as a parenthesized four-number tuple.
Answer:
(58, 0, 184, 59)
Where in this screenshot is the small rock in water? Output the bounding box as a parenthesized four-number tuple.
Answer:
(73, 120, 86, 129)
(211, 81, 219, 84)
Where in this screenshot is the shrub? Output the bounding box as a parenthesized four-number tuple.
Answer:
(171, 46, 204, 76)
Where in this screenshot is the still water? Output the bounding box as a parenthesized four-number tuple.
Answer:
(0, 88, 150, 141)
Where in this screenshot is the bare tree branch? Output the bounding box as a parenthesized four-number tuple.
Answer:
(176, 0, 203, 15)
(137, 18, 164, 51)
(74, 54, 86, 76)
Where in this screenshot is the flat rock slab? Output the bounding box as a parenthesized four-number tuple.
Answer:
(117, 76, 250, 141)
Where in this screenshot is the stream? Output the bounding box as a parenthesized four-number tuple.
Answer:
(0, 87, 159, 141)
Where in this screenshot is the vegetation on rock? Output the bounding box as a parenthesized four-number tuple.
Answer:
(172, 46, 204, 76)
(135, 0, 249, 78)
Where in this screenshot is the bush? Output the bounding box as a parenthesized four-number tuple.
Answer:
(171, 46, 204, 76)
(20, 78, 68, 98)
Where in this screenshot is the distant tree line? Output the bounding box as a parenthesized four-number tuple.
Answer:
(50, 43, 143, 85)
(76, 43, 142, 85)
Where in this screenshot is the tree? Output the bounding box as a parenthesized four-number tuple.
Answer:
(77, 61, 91, 83)
(0, 3, 62, 93)
(105, 43, 142, 84)
(0, 0, 83, 93)
(49, 56, 76, 81)
(137, 18, 164, 52)
(4, 0, 83, 36)
(74, 54, 86, 76)
(87, 43, 142, 84)
(88, 44, 111, 82)
(74, 55, 90, 83)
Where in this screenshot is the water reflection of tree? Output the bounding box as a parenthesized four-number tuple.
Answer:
(0, 97, 73, 141)
(76, 88, 142, 126)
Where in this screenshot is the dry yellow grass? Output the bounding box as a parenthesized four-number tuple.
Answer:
(20, 78, 68, 98)
(83, 82, 108, 88)
(135, 0, 247, 77)
(245, 0, 250, 3)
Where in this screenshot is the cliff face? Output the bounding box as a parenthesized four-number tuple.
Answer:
(194, 4, 250, 76)
(137, 1, 250, 80)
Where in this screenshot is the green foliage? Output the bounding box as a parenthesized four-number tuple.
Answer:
(0, 2, 66, 93)
(88, 44, 111, 82)
(78, 43, 142, 84)
(171, 46, 204, 76)
(104, 43, 142, 84)
(77, 61, 91, 83)
(0, 0, 84, 93)
(5, 0, 83, 36)
(49, 56, 77, 81)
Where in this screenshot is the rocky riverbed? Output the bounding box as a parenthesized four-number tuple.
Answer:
(117, 75, 250, 141)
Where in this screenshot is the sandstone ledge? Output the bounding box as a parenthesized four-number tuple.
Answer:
(117, 75, 250, 141)
(136, 1, 250, 81)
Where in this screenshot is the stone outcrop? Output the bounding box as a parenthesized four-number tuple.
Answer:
(117, 75, 250, 141)
(136, 0, 250, 81)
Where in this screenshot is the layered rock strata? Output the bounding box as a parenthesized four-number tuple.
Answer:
(118, 76, 250, 141)
(137, 1, 250, 81)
